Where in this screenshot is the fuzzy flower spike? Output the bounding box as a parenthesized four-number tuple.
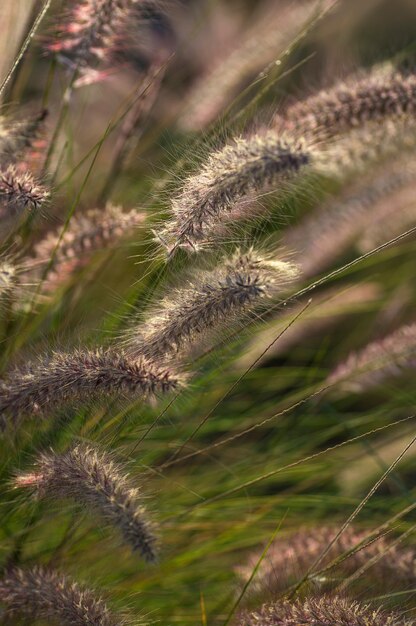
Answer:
(0, 566, 126, 626)
(0, 348, 181, 425)
(128, 248, 300, 360)
(157, 133, 310, 256)
(238, 596, 414, 626)
(16, 443, 158, 561)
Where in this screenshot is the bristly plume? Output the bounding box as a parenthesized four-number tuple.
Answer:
(236, 525, 416, 599)
(0, 566, 126, 626)
(326, 322, 416, 392)
(0, 348, 181, 424)
(157, 133, 310, 255)
(127, 248, 300, 360)
(48, 0, 141, 82)
(238, 596, 413, 626)
(16, 443, 158, 561)
(278, 67, 416, 138)
(25, 204, 145, 291)
(0, 165, 49, 218)
(0, 109, 48, 167)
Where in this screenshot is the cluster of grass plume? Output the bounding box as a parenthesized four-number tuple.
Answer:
(277, 65, 416, 138)
(1, 0, 416, 624)
(284, 157, 416, 278)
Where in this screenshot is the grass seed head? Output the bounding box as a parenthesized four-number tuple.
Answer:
(0, 348, 182, 425)
(128, 248, 300, 360)
(17, 443, 158, 561)
(157, 133, 311, 255)
(238, 596, 413, 626)
(0, 566, 126, 626)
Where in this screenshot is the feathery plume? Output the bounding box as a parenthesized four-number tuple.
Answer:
(326, 322, 416, 392)
(0, 165, 49, 218)
(127, 248, 300, 360)
(48, 0, 141, 80)
(26, 204, 145, 291)
(0, 348, 181, 424)
(236, 525, 416, 599)
(278, 67, 416, 138)
(238, 596, 413, 626)
(284, 158, 416, 278)
(0, 566, 125, 626)
(157, 133, 310, 255)
(16, 443, 158, 561)
(0, 109, 48, 167)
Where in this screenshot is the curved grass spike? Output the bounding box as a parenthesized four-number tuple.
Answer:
(16, 443, 158, 561)
(0, 566, 127, 626)
(236, 525, 416, 599)
(157, 133, 310, 255)
(0, 348, 181, 424)
(25, 204, 145, 291)
(127, 248, 300, 360)
(238, 596, 414, 626)
(278, 66, 416, 138)
(327, 322, 416, 392)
